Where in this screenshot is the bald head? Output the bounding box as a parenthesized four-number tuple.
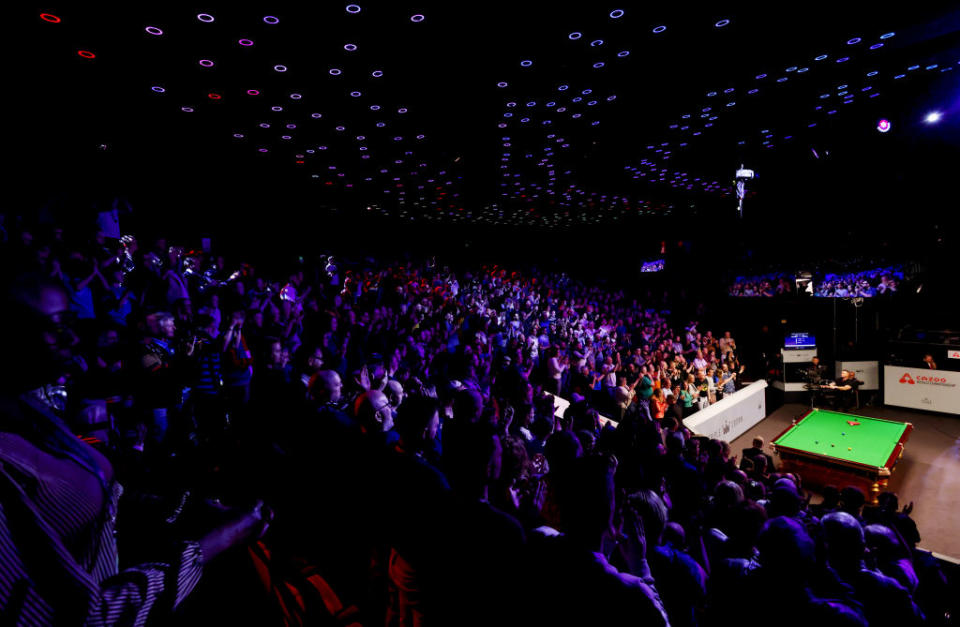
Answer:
(309, 369, 342, 404)
(355, 389, 392, 433)
(385, 379, 405, 408)
(822, 511, 865, 565)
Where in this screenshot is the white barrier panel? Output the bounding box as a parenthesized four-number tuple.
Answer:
(683, 380, 768, 442)
(837, 361, 880, 391)
(883, 365, 960, 415)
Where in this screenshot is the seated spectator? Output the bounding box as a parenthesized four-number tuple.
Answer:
(864, 523, 920, 594)
(630, 489, 707, 627)
(740, 436, 774, 472)
(810, 484, 842, 518)
(380, 395, 451, 626)
(747, 517, 867, 625)
(532, 455, 669, 626)
(0, 273, 269, 625)
(840, 486, 867, 523)
(821, 511, 925, 625)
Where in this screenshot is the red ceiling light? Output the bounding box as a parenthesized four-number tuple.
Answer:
(40, 13, 61, 23)
(77, 50, 96, 58)
(208, 92, 222, 100)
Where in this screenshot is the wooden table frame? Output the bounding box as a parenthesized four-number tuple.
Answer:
(772, 409, 913, 504)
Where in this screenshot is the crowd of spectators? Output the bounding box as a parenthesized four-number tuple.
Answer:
(0, 213, 950, 626)
(730, 265, 905, 298)
(728, 272, 795, 298)
(814, 267, 902, 298)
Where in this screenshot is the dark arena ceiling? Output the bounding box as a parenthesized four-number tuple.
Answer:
(15, 3, 960, 230)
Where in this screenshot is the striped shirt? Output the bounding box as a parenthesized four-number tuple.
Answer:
(0, 394, 203, 625)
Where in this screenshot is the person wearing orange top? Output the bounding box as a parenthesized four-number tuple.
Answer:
(651, 387, 667, 421)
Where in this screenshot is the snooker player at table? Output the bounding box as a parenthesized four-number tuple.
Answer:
(824, 370, 862, 411)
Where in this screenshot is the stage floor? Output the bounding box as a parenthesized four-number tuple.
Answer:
(730, 402, 960, 560)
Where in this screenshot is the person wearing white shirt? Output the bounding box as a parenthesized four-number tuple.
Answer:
(546, 347, 568, 395)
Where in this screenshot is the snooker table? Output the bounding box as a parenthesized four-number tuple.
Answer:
(771, 408, 913, 504)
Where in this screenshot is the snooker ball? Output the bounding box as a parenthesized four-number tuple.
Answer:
(831, 444, 835, 447)
(848, 447, 852, 451)
(842, 432, 846, 436)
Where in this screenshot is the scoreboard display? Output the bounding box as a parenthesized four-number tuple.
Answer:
(785, 332, 816, 348)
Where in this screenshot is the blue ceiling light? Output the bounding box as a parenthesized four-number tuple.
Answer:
(568, 31, 582, 40)
(617, 50, 630, 57)
(520, 60, 533, 67)
(653, 25, 667, 33)
(847, 37, 862, 45)
(815, 54, 828, 61)
(590, 39, 604, 47)
(756, 73, 767, 79)
(870, 43, 884, 50)
(610, 9, 625, 18)
(880, 32, 895, 39)
(715, 19, 730, 27)
(797, 67, 809, 73)
(836, 57, 850, 63)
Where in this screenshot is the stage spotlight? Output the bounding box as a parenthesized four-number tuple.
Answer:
(877, 118, 891, 133)
(925, 111, 942, 124)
